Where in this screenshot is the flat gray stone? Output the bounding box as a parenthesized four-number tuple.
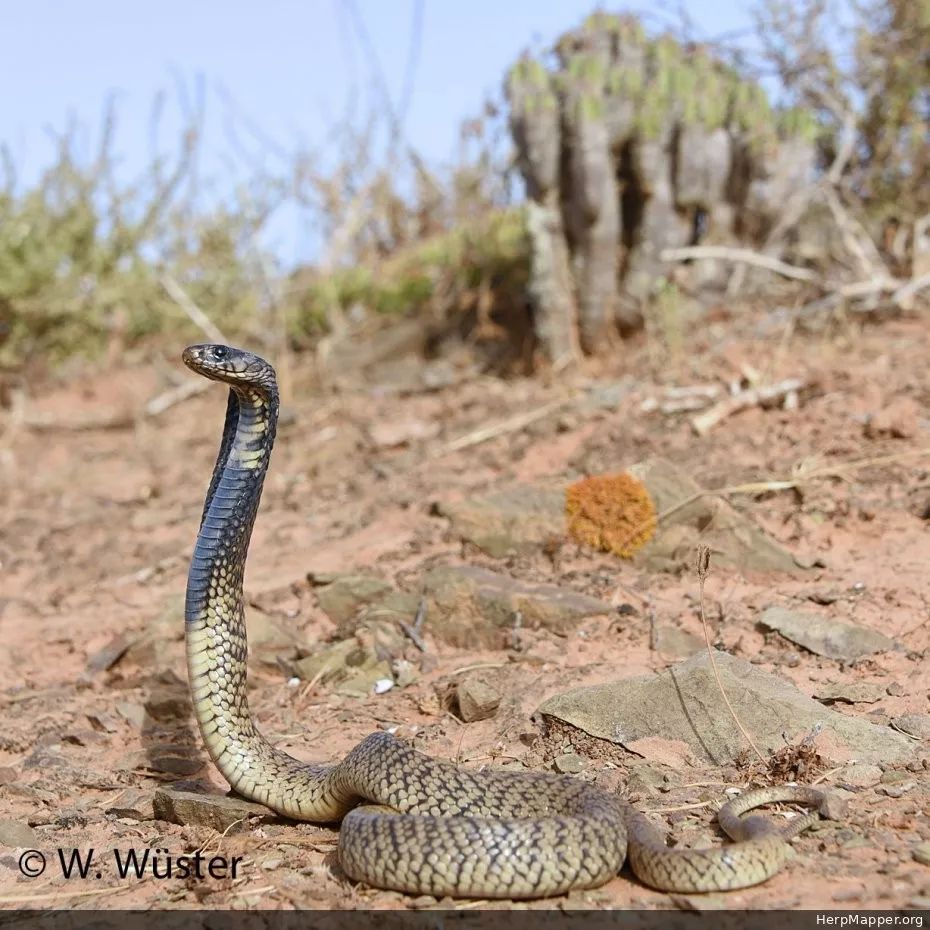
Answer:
(313, 574, 394, 627)
(913, 841, 930, 866)
(105, 788, 155, 821)
(153, 788, 274, 832)
(538, 650, 914, 766)
(840, 763, 883, 787)
(813, 681, 886, 704)
(553, 753, 586, 774)
(760, 606, 897, 660)
(434, 485, 564, 558)
(422, 564, 611, 647)
(628, 458, 801, 574)
(893, 714, 930, 739)
(0, 819, 39, 847)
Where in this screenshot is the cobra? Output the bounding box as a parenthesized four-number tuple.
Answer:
(181, 342, 829, 899)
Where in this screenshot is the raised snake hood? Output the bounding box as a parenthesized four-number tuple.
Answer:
(537, 650, 914, 766)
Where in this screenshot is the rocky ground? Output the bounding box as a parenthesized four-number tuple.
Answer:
(1, 306, 929, 911)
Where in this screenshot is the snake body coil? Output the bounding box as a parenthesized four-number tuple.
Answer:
(182, 343, 827, 898)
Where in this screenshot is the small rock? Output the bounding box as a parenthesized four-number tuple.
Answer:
(832, 887, 864, 903)
(261, 858, 283, 871)
(118, 744, 203, 777)
(886, 682, 905, 697)
(392, 659, 417, 688)
(794, 552, 826, 570)
(653, 625, 703, 660)
(878, 783, 912, 798)
(840, 763, 883, 788)
(913, 841, 930, 866)
(553, 753, 585, 774)
(813, 681, 886, 704)
(892, 714, 930, 739)
(819, 791, 851, 821)
(880, 769, 912, 785)
(456, 678, 501, 723)
(628, 458, 801, 575)
(423, 564, 611, 648)
(806, 588, 844, 605)
(864, 396, 920, 439)
(85, 632, 136, 674)
(314, 575, 395, 627)
(27, 812, 54, 827)
(369, 417, 439, 449)
(61, 729, 106, 747)
(105, 788, 155, 821)
(145, 692, 190, 721)
(0, 819, 39, 848)
(115, 702, 148, 730)
(372, 678, 394, 695)
(759, 606, 897, 661)
(434, 485, 564, 558)
(153, 788, 274, 832)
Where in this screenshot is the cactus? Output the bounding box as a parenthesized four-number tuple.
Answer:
(505, 12, 818, 362)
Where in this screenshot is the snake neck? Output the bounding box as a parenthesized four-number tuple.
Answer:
(186, 384, 278, 616)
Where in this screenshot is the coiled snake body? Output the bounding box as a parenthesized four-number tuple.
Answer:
(182, 343, 828, 899)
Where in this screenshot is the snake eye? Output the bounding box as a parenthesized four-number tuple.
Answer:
(211, 346, 228, 361)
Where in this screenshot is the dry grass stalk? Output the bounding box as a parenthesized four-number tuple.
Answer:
(695, 546, 768, 765)
(612, 446, 930, 558)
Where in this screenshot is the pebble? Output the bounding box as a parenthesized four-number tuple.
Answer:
(553, 753, 585, 775)
(840, 763, 883, 787)
(913, 841, 930, 866)
(261, 858, 283, 871)
(456, 678, 502, 723)
(831, 887, 864, 902)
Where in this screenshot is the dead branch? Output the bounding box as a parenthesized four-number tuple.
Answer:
(890, 271, 930, 310)
(436, 397, 569, 455)
(144, 379, 210, 417)
(160, 273, 229, 344)
(19, 409, 134, 432)
(821, 187, 889, 280)
(691, 378, 805, 436)
(660, 246, 819, 283)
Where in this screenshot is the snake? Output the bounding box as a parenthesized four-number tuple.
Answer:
(181, 342, 830, 899)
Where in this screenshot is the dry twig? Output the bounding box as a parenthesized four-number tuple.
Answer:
(436, 398, 568, 455)
(691, 378, 804, 436)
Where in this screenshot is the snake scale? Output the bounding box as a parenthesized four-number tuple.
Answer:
(182, 342, 829, 899)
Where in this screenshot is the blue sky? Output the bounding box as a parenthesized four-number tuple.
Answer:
(2, 1, 757, 262)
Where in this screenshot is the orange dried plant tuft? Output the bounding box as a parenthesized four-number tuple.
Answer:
(565, 472, 657, 557)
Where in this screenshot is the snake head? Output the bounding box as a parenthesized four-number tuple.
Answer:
(182, 344, 278, 392)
